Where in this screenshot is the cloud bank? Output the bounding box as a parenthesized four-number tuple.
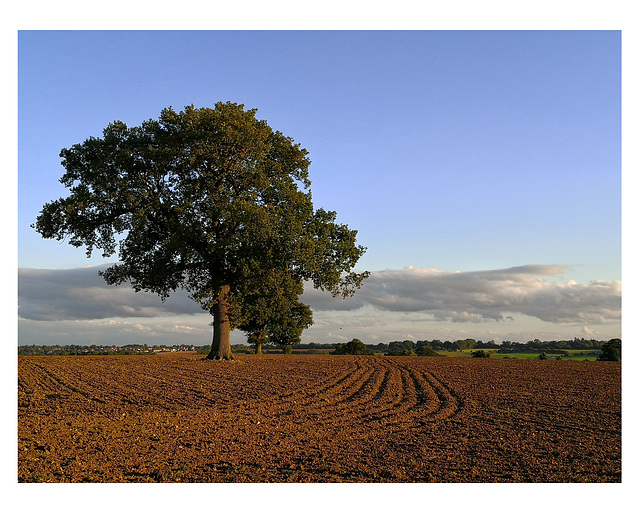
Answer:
(304, 265, 621, 325)
(19, 264, 620, 328)
(18, 266, 203, 321)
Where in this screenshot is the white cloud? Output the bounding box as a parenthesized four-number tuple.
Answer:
(17, 263, 621, 345)
(303, 264, 621, 325)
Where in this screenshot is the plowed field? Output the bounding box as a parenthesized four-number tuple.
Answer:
(18, 354, 621, 482)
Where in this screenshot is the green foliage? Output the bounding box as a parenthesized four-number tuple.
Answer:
(498, 338, 606, 354)
(416, 346, 442, 357)
(33, 102, 368, 360)
(388, 349, 415, 356)
(598, 338, 621, 361)
(538, 352, 548, 360)
(470, 349, 491, 358)
(331, 338, 374, 355)
(455, 339, 477, 351)
(386, 340, 416, 356)
(234, 268, 313, 353)
(268, 302, 314, 348)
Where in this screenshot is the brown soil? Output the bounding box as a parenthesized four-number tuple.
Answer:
(17, 354, 621, 482)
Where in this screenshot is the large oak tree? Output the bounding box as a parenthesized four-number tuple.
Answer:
(33, 102, 368, 359)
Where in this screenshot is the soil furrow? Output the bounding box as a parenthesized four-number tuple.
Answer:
(18, 354, 621, 483)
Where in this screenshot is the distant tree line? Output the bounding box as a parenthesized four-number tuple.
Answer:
(18, 344, 196, 356)
(326, 337, 619, 358)
(20, 338, 620, 360)
(496, 338, 608, 353)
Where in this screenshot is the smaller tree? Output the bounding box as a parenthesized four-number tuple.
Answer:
(416, 346, 442, 357)
(471, 349, 491, 358)
(429, 340, 444, 351)
(387, 340, 416, 355)
(331, 338, 374, 355)
(268, 302, 314, 353)
(443, 341, 456, 351)
(598, 338, 621, 361)
(455, 339, 477, 351)
(233, 268, 311, 355)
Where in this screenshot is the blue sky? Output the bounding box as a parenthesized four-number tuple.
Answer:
(17, 29, 622, 344)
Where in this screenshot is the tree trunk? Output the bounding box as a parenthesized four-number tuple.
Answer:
(253, 329, 267, 355)
(205, 283, 233, 360)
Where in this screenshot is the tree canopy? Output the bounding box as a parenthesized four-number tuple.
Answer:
(233, 267, 313, 354)
(597, 338, 621, 361)
(331, 339, 374, 355)
(34, 102, 369, 359)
